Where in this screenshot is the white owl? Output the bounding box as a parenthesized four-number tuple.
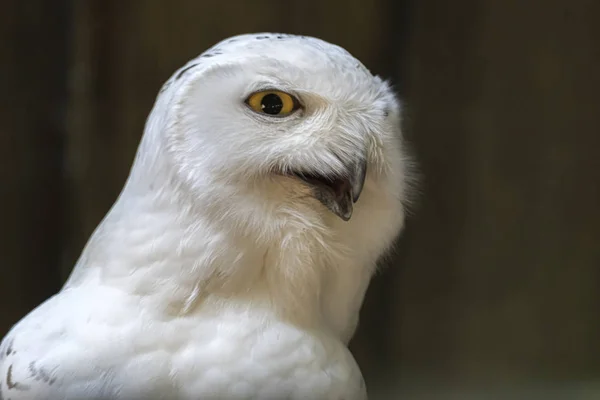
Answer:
(0, 33, 410, 399)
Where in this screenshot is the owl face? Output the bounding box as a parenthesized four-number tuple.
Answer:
(158, 33, 405, 222)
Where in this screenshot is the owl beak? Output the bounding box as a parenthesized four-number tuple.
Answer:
(292, 157, 367, 221)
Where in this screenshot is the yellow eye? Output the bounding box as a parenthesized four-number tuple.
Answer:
(246, 90, 299, 116)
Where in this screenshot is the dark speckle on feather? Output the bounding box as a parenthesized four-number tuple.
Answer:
(159, 81, 171, 93)
(28, 362, 55, 384)
(2, 339, 14, 359)
(175, 63, 199, 80)
(6, 365, 30, 391)
(202, 49, 223, 58)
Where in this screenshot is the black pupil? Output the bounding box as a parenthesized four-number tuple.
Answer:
(261, 94, 284, 115)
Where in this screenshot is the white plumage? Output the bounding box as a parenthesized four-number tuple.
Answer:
(0, 33, 410, 399)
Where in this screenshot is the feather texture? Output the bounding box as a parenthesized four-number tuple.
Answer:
(0, 33, 410, 399)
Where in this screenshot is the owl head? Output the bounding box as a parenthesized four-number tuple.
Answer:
(129, 33, 410, 252)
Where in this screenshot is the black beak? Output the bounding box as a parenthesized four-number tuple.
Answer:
(292, 158, 367, 221)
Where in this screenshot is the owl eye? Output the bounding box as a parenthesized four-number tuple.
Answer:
(246, 90, 300, 116)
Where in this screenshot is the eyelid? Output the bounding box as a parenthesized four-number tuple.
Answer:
(250, 86, 298, 97)
(244, 81, 302, 101)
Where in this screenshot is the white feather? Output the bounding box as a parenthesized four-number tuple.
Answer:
(0, 33, 410, 399)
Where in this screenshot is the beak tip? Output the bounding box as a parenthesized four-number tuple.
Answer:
(291, 153, 367, 222)
(340, 210, 353, 221)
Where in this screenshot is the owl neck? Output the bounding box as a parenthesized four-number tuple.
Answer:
(64, 142, 366, 341)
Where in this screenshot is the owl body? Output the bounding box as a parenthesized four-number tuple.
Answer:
(0, 33, 409, 399)
(1, 286, 365, 399)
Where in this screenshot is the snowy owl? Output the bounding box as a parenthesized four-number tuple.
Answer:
(0, 33, 410, 399)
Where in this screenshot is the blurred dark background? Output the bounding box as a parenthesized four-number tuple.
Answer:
(1, 0, 599, 398)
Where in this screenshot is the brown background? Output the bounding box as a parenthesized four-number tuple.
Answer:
(2, 0, 599, 398)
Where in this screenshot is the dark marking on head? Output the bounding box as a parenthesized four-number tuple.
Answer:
(202, 49, 222, 58)
(4, 340, 14, 357)
(383, 108, 389, 117)
(159, 81, 172, 93)
(175, 63, 199, 80)
(255, 35, 270, 40)
(28, 362, 55, 385)
(6, 365, 30, 391)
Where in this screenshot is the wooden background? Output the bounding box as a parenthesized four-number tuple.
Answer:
(2, 0, 599, 397)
